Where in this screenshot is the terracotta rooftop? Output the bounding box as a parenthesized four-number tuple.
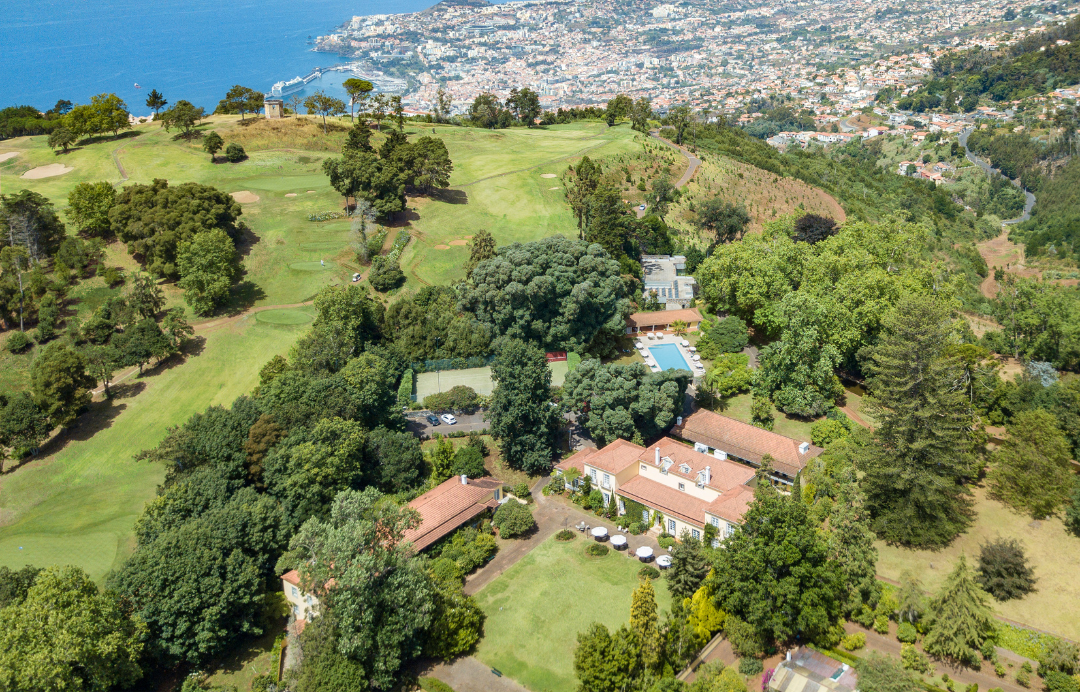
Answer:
(672, 409, 822, 478)
(556, 439, 644, 476)
(626, 307, 704, 328)
(706, 485, 756, 525)
(402, 475, 502, 551)
(641, 437, 756, 491)
(282, 570, 300, 587)
(618, 475, 709, 528)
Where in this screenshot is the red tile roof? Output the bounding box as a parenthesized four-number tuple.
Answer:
(626, 307, 704, 328)
(282, 570, 301, 586)
(672, 409, 822, 478)
(402, 476, 502, 551)
(706, 485, 756, 525)
(618, 475, 710, 528)
(642, 437, 756, 491)
(556, 439, 643, 476)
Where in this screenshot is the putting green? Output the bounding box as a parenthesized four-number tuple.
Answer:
(289, 261, 334, 271)
(255, 309, 314, 325)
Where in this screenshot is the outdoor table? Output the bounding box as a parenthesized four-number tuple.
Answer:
(656, 555, 672, 568)
(610, 535, 627, 549)
(692, 354, 701, 361)
(635, 546, 654, 561)
(591, 526, 609, 540)
(680, 340, 690, 347)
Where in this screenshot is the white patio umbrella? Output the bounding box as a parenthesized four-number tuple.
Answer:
(591, 526, 608, 539)
(656, 555, 672, 568)
(610, 535, 627, 548)
(680, 340, 690, 347)
(692, 354, 701, 361)
(635, 546, 654, 560)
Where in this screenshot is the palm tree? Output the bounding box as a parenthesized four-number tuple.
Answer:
(672, 320, 688, 337)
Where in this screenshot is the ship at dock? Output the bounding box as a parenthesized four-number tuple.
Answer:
(270, 68, 323, 97)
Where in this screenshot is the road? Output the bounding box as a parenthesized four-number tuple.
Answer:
(958, 127, 1036, 225)
(638, 131, 703, 218)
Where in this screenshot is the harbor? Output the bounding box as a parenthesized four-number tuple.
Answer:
(267, 63, 407, 98)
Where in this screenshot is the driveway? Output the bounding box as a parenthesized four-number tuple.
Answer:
(406, 411, 487, 438)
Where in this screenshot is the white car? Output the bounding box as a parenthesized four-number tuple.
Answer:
(639, 204, 647, 211)
(440, 413, 457, 425)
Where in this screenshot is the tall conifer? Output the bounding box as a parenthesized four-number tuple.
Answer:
(923, 556, 996, 665)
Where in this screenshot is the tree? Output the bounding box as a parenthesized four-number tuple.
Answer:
(606, 94, 633, 123)
(492, 500, 535, 538)
(225, 142, 246, 163)
(923, 556, 996, 665)
(488, 339, 559, 474)
(370, 93, 390, 130)
(793, 214, 838, 244)
(631, 577, 663, 672)
(177, 228, 238, 316)
(506, 87, 541, 126)
(292, 614, 369, 691)
(750, 394, 774, 431)
(469, 93, 502, 128)
(668, 534, 711, 601)
(423, 573, 485, 659)
(114, 317, 172, 374)
(452, 445, 485, 478)
(0, 392, 50, 459)
(280, 488, 435, 689)
(562, 359, 690, 446)
(1, 189, 67, 262)
(393, 136, 453, 193)
(158, 100, 206, 138)
(631, 97, 653, 133)
(856, 652, 921, 692)
(565, 156, 602, 233)
(757, 292, 842, 418)
(384, 286, 491, 362)
(827, 484, 882, 617)
(81, 343, 122, 398)
(0, 565, 43, 608)
(433, 87, 453, 124)
(988, 409, 1073, 519)
(1067, 476, 1080, 538)
(707, 486, 843, 645)
(390, 95, 405, 130)
(47, 127, 76, 153)
(109, 178, 242, 278)
(343, 78, 374, 122)
(710, 316, 749, 353)
(61, 93, 130, 139)
(217, 85, 264, 121)
(322, 151, 406, 219)
(202, 131, 224, 161)
(647, 175, 677, 219)
(696, 197, 751, 246)
(860, 295, 976, 548)
(127, 272, 165, 320)
(66, 181, 116, 237)
(31, 342, 94, 428)
(0, 566, 146, 691)
(343, 120, 375, 155)
(896, 572, 925, 624)
(428, 434, 455, 484)
(145, 89, 167, 115)
(668, 104, 692, 145)
(704, 352, 753, 398)
(464, 229, 496, 277)
(584, 185, 633, 261)
(368, 255, 405, 292)
(976, 538, 1037, 601)
(574, 623, 641, 692)
(458, 235, 631, 353)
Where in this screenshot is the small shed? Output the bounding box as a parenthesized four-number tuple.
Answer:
(265, 98, 284, 119)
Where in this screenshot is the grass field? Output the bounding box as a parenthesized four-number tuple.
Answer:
(474, 536, 673, 692)
(876, 486, 1080, 642)
(0, 318, 305, 581)
(416, 367, 496, 400)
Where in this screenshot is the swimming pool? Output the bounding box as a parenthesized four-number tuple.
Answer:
(648, 343, 693, 372)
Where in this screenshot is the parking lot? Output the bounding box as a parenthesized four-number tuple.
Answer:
(405, 411, 488, 438)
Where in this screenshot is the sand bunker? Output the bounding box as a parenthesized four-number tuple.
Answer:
(549, 187, 561, 190)
(540, 173, 557, 179)
(464, 235, 473, 240)
(433, 244, 450, 250)
(306, 190, 316, 193)
(0, 152, 19, 163)
(284, 193, 297, 197)
(449, 239, 468, 246)
(21, 163, 73, 179)
(231, 191, 260, 203)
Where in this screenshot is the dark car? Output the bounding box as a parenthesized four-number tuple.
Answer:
(426, 414, 440, 426)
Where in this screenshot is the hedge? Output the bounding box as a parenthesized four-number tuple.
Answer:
(398, 369, 414, 405)
(419, 677, 456, 692)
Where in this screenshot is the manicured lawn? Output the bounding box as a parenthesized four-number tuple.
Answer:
(876, 486, 1080, 642)
(473, 536, 672, 692)
(0, 318, 305, 581)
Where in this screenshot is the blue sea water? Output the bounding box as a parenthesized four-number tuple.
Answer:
(0, 0, 439, 112)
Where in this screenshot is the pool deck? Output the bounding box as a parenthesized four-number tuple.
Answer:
(636, 332, 704, 375)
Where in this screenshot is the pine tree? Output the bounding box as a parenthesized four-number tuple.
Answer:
(975, 538, 1036, 601)
(668, 534, 711, 601)
(827, 484, 881, 616)
(895, 571, 925, 624)
(923, 555, 996, 665)
(630, 578, 662, 672)
(861, 295, 976, 548)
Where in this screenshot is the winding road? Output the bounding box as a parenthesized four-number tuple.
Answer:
(958, 127, 1036, 225)
(637, 131, 702, 217)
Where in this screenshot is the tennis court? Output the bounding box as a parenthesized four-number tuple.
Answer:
(415, 367, 495, 401)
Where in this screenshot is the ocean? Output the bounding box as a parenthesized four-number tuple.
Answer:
(0, 0, 441, 113)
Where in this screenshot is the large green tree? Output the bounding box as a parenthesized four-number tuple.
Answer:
(487, 339, 559, 474)
(384, 286, 491, 361)
(856, 652, 921, 692)
(922, 556, 997, 666)
(177, 228, 239, 315)
(860, 295, 976, 548)
(1, 189, 66, 262)
(667, 534, 711, 602)
(574, 623, 642, 692)
(304, 90, 347, 133)
(109, 178, 241, 278)
(281, 488, 436, 690)
(0, 391, 51, 458)
(458, 235, 631, 354)
(66, 182, 116, 237)
(31, 342, 95, 428)
(707, 486, 843, 645)
(216, 85, 264, 120)
(561, 359, 689, 446)
(0, 566, 146, 692)
(343, 78, 374, 121)
(158, 100, 206, 137)
(988, 408, 1073, 518)
(826, 483, 882, 617)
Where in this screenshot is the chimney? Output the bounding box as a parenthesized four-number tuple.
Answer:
(704, 466, 711, 485)
(786, 650, 792, 662)
(654, 447, 660, 465)
(676, 415, 683, 425)
(798, 442, 810, 455)
(460, 475, 468, 485)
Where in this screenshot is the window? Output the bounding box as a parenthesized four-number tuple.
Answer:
(709, 516, 719, 528)
(679, 464, 691, 474)
(725, 523, 736, 537)
(602, 491, 610, 505)
(668, 519, 676, 533)
(642, 509, 650, 523)
(691, 528, 700, 540)
(711, 538, 720, 549)
(589, 468, 597, 482)
(291, 587, 299, 598)
(678, 482, 685, 491)
(494, 488, 500, 500)
(641, 464, 647, 472)
(602, 473, 611, 489)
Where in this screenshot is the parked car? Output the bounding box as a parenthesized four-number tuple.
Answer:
(426, 414, 440, 426)
(638, 204, 646, 211)
(352, 273, 362, 282)
(440, 413, 457, 425)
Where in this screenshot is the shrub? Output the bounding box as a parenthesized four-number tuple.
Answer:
(898, 622, 918, 644)
(658, 536, 675, 549)
(423, 385, 480, 413)
(251, 674, 276, 692)
(901, 643, 934, 674)
(492, 500, 534, 538)
(436, 528, 497, 574)
(994, 662, 1006, 678)
(512, 481, 532, 499)
(842, 633, 867, 651)
(5, 331, 30, 353)
(585, 543, 609, 557)
(980, 639, 998, 661)
(873, 615, 890, 635)
(1038, 640, 1080, 675)
(419, 677, 456, 692)
(1042, 671, 1080, 692)
(639, 566, 660, 581)
(628, 522, 645, 535)
(224, 142, 246, 162)
(555, 529, 575, 541)
(368, 255, 405, 292)
(1016, 667, 1031, 688)
(451, 445, 486, 479)
(965, 684, 979, 692)
(976, 538, 1037, 601)
(738, 657, 764, 676)
(397, 369, 413, 407)
(429, 556, 464, 585)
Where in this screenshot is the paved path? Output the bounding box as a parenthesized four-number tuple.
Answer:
(417, 656, 530, 692)
(958, 127, 1036, 225)
(638, 132, 703, 218)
